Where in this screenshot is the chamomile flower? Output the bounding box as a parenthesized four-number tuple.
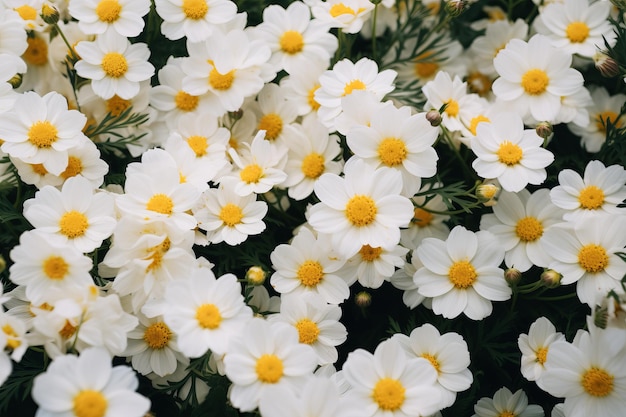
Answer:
(308, 158, 414, 258)
(0, 91, 88, 176)
(413, 225, 511, 320)
(471, 112, 554, 193)
(154, 0, 238, 42)
(339, 242, 408, 289)
(249, 83, 299, 146)
(58, 137, 110, 188)
(334, 90, 394, 136)
(492, 34, 584, 123)
(518, 317, 565, 386)
(68, 0, 150, 37)
(469, 19, 529, 77)
(472, 387, 544, 417)
(7, 0, 45, 31)
(549, 160, 626, 221)
(280, 60, 327, 116)
(310, 0, 375, 34)
(74, 29, 155, 100)
(32, 348, 151, 417)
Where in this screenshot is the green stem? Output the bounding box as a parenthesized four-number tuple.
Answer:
(515, 280, 544, 294)
(531, 293, 578, 301)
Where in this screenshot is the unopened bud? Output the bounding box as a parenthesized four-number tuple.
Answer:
(0, 255, 5, 274)
(370, 0, 383, 4)
(8, 73, 23, 89)
(504, 268, 522, 286)
(444, 0, 467, 17)
(426, 110, 442, 127)
(40, 3, 60, 24)
(245, 266, 266, 285)
(476, 183, 500, 204)
(540, 269, 562, 288)
(535, 121, 553, 141)
(593, 51, 620, 78)
(355, 291, 371, 308)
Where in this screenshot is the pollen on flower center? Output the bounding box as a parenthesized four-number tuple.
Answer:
(343, 79, 366, 96)
(16, 5, 37, 20)
(196, 303, 222, 329)
(566, 21, 590, 43)
(469, 115, 490, 136)
(359, 244, 383, 262)
(182, 0, 209, 19)
(209, 66, 235, 91)
(308, 84, 321, 110)
(28, 121, 58, 148)
(186, 135, 209, 156)
(372, 377, 406, 411)
(256, 354, 284, 383)
(143, 322, 172, 349)
(412, 207, 434, 227)
(105, 95, 131, 117)
(59, 210, 89, 238)
(515, 216, 543, 242)
(3, 324, 21, 350)
(240, 163, 263, 184)
(329, 3, 356, 17)
(595, 111, 621, 132)
(175, 91, 199, 111)
(95, 0, 122, 23)
(521, 69, 549, 96)
(535, 346, 548, 365)
(61, 156, 83, 179)
(578, 185, 604, 210)
(497, 412, 515, 417)
(219, 203, 244, 227)
(73, 390, 108, 417)
(497, 141, 523, 165)
(301, 153, 325, 178)
(578, 244, 608, 273)
(422, 353, 441, 373)
(24, 37, 48, 66)
(257, 113, 283, 140)
(43, 256, 69, 280)
(378, 137, 407, 167)
(448, 260, 477, 289)
(59, 320, 77, 340)
(297, 260, 324, 287)
(146, 193, 174, 215)
(467, 71, 493, 96)
(581, 367, 614, 397)
(280, 30, 304, 54)
(413, 51, 438, 78)
(295, 318, 320, 344)
(145, 238, 171, 272)
(32, 163, 48, 176)
(345, 195, 377, 227)
(101, 52, 128, 78)
(444, 99, 459, 117)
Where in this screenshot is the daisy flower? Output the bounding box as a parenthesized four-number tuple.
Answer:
(154, 0, 238, 42)
(518, 316, 565, 386)
(541, 215, 626, 306)
(248, 83, 299, 146)
(479, 189, 565, 272)
(549, 160, 626, 221)
(223, 318, 317, 412)
(413, 225, 511, 320)
(10, 157, 64, 189)
(468, 19, 529, 78)
(22, 176, 116, 253)
(7, 0, 45, 31)
(74, 29, 155, 100)
(308, 157, 414, 258)
(341, 337, 443, 417)
(492, 34, 584, 123)
(310, 0, 375, 34)
(0, 91, 88, 176)
(68, 0, 151, 37)
(534, 0, 616, 58)
(270, 227, 348, 304)
(32, 348, 150, 417)
(472, 387, 544, 417)
(280, 60, 327, 116)
(58, 138, 110, 189)
(255, 1, 337, 74)
(339, 242, 408, 289)
(334, 90, 395, 136)
(471, 112, 554, 193)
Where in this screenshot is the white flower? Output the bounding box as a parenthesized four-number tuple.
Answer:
(280, 60, 327, 116)
(0, 9, 28, 56)
(471, 112, 554, 192)
(518, 317, 565, 386)
(339, 242, 408, 289)
(155, 0, 238, 42)
(390, 253, 427, 309)
(414, 225, 511, 320)
(310, 0, 375, 34)
(68, 0, 151, 37)
(469, 19, 529, 77)
(249, 83, 299, 146)
(472, 387, 544, 417)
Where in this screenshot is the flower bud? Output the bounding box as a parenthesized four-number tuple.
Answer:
(445, 0, 467, 17)
(8, 73, 23, 89)
(540, 269, 562, 288)
(535, 121, 553, 141)
(476, 182, 500, 205)
(425, 110, 442, 127)
(593, 51, 620, 78)
(504, 268, 522, 286)
(245, 266, 266, 285)
(41, 3, 60, 24)
(0, 255, 5, 274)
(355, 291, 371, 308)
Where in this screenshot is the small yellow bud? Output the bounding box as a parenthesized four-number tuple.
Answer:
(504, 268, 522, 286)
(355, 291, 371, 308)
(540, 269, 562, 288)
(0, 255, 5, 274)
(245, 266, 266, 285)
(593, 51, 620, 78)
(535, 122, 553, 141)
(8, 73, 23, 89)
(476, 182, 500, 206)
(41, 3, 60, 24)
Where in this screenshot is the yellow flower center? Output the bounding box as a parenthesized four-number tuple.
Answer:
(2, 325, 21, 350)
(448, 260, 477, 289)
(145, 238, 170, 272)
(146, 193, 174, 215)
(372, 378, 406, 411)
(31, 163, 48, 176)
(422, 353, 441, 373)
(105, 95, 131, 117)
(61, 156, 83, 179)
(295, 318, 320, 344)
(297, 260, 324, 287)
(24, 37, 48, 66)
(175, 91, 199, 111)
(469, 115, 490, 136)
(143, 322, 172, 349)
(257, 113, 283, 141)
(239, 163, 263, 184)
(578, 244, 608, 273)
(595, 111, 621, 132)
(345, 195, 377, 227)
(280, 30, 304, 54)
(307, 84, 321, 111)
(497, 412, 515, 417)
(515, 216, 543, 242)
(256, 354, 284, 383)
(59, 320, 77, 340)
(377, 137, 407, 167)
(578, 185, 604, 210)
(412, 207, 434, 227)
(59, 210, 89, 238)
(497, 141, 523, 165)
(219, 203, 244, 227)
(535, 346, 548, 365)
(359, 244, 383, 262)
(73, 390, 107, 417)
(101, 52, 128, 78)
(521, 69, 549, 96)
(182, 0, 208, 19)
(16, 5, 37, 20)
(301, 153, 325, 179)
(581, 367, 614, 397)
(43, 256, 69, 280)
(467, 71, 493, 97)
(186, 135, 209, 157)
(566, 21, 590, 43)
(414, 51, 438, 79)
(343, 79, 366, 96)
(209, 65, 235, 91)
(196, 303, 222, 329)
(329, 3, 356, 17)
(96, 0, 121, 23)
(444, 99, 459, 117)
(28, 121, 58, 148)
